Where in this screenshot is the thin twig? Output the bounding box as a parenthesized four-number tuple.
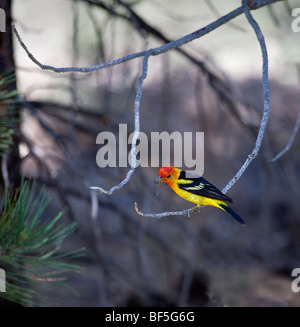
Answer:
(222, 0, 270, 194)
(23, 100, 73, 158)
(89, 50, 153, 194)
(269, 103, 300, 163)
(204, 0, 246, 32)
(1, 152, 10, 187)
(134, 202, 200, 218)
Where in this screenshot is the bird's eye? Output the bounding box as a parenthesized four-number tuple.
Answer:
(167, 175, 171, 178)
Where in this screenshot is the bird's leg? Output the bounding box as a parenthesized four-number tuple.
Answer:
(190, 205, 200, 214)
(183, 205, 201, 217)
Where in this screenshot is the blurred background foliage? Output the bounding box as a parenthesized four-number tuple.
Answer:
(1, 0, 300, 306)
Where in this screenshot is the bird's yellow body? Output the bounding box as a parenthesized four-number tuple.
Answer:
(155, 166, 246, 226)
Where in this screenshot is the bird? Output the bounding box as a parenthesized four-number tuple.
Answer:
(154, 165, 246, 226)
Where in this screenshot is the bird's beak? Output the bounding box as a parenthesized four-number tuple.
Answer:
(154, 176, 164, 184)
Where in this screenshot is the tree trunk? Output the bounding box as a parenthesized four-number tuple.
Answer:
(0, 0, 22, 307)
(0, 0, 21, 189)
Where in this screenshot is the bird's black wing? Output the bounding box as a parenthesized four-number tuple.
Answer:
(177, 171, 232, 203)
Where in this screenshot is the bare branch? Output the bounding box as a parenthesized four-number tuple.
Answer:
(12, 6, 244, 73)
(247, 0, 282, 9)
(269, 103, 300, 163)
(222, 0, 270, 194)
(11, 23, 146, 73)
(134, 202, 200, 218)
(1, 153, 10, 187)
(89, 50, 153, 195)
(204, 0, 246, 32)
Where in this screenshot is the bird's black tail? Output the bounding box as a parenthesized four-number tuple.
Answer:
(220, 204, 246, 226)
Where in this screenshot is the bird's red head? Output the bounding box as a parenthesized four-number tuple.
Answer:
(155, 166, 179, 185)
(158, 166, 175, 178)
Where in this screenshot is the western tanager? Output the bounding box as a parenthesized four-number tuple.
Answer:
(154, 166, 246, 226)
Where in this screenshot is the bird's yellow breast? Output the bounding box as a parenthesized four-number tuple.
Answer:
(169, 182, 226, 209)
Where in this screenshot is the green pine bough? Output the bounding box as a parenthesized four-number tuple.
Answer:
(0, 179, 84, 306)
